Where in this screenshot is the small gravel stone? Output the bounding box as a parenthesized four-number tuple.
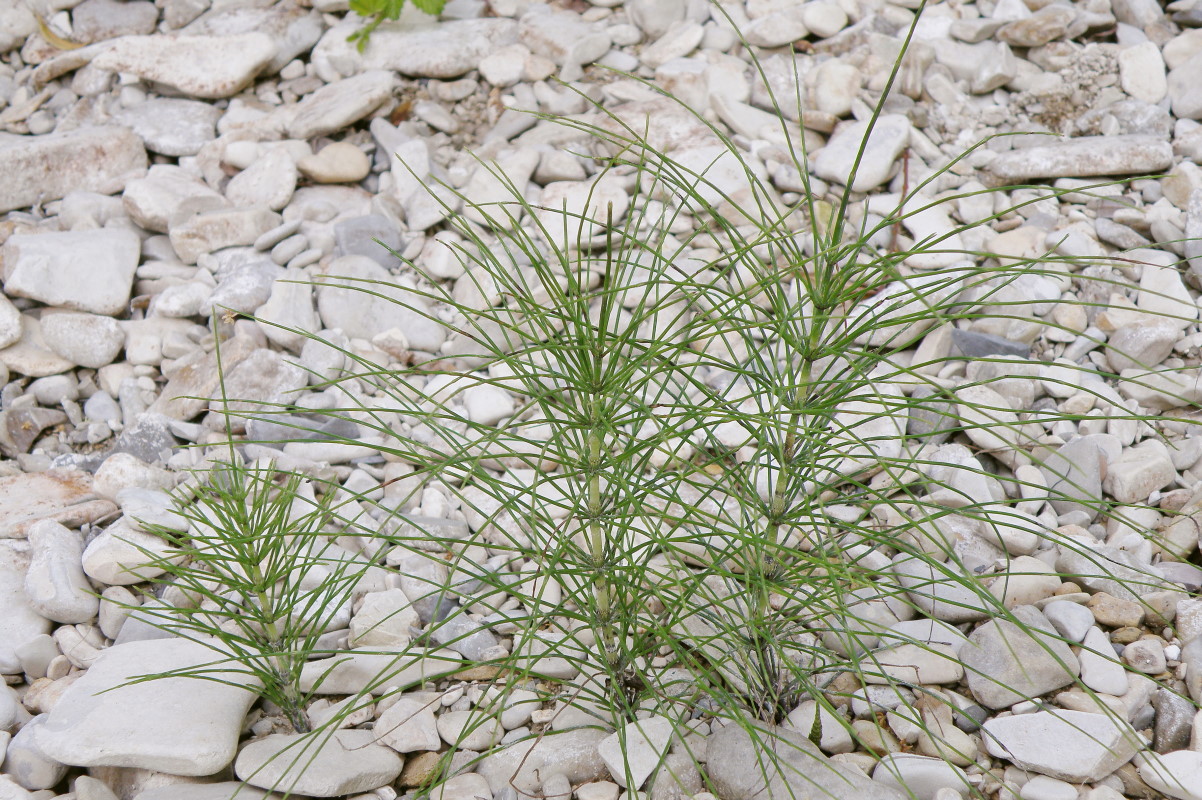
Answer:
(298, 143, 371, 184)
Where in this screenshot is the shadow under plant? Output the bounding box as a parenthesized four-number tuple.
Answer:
(128, 15, 1202, 800)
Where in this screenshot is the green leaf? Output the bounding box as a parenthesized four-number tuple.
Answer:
(411, 0, 446, 14)
(348, 0, 382, 16)
(382, 0, 408, 20)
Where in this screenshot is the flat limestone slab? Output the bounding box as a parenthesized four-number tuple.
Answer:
(987, 135, 1172, 182)
(0, 469, 116, 539)
(0, 126, 147, 214)
(35, 639, 261, 775)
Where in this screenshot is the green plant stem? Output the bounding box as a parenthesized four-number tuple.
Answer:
(245, 559, 311, 733)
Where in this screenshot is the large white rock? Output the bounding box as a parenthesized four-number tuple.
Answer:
(0, 127, 147, 214)
(286, 70, 396, 140)
(0, 294, 19, 350)
(535, 175, 630, 251)
(0, 543, 52, 674)
(299, 648, 461, 695)
(598, 716, 674, 789)
(1103, 439, 1175, 504)
(169, 207, 282, 264)
(315, 255, 447, 352)
(225, 148, 297, 212)
(375, 698, 440, 753)
(313, 18, 518, 80)
(981, 709, 1141, 782)
(1138, 750, 1202, 800)
(873, 753, 970, 799)
(39, 313, 125, 370)
(960, 605, 1079, 708)
(80, 516, 173, 587)
(92, 33, 277, 99)
(813, 114, 911, 192)
(255, 267, 319, 352)
(24, 519, 98, 624)
(122, 165, 227, 234)
(1119, 41, 1168, 105)
(987, 135, 1173, 182)
(1079, 625, 1130, 696)
(234, 729, 402, 796)
(35, 639, 261, 775)
(519, 8, 611, 67)
(349, 588, 420, 648)
(2, 229, 139, 316)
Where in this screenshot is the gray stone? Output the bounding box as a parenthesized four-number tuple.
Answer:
(520, 9, 611, 67)
(981, 709, 1140, 782)
(40, 313, 125, 370)
(215, 348, 308, 418)
(92, 33, 277, 99)
(80, 516, 172, 586)
(0, 1, 36, 53)
(813, 114, 911, 192)
(891, 554, 991, 623)
(71, 0, 158, 41)
(987, 136, 1173, 182)
(122, 164, 226, 234)
(132, 782, 275, 800)
(207, 256, 280, 315)
(628, 0, 686, 38)
(1041, 599, 1093, 643)
(1170, 52, 1202, 120)
(1139, 750, 1202, 800)
(314, 18, 518, 79)
(428, 611, 499, 660)
(170, 207, 282, 264)
(960, 605, 1080, 709)
(183, 2, 322, 75)
(598, 716, 674, 789)
(349, 588, 419, 649)
(436, 709, 504, 751)
(225, 148, 297, 212)
(1079, 625, 1129, 696)
(286, 71, 395, 140)
(1038, 435, 1106, 521)
(872, 754, 970, 799)
(1152, 688, 1194, 753)
(255, 267, 319, 353)
(0, 546, 51, 674)
(374, 697, 440, 753)
(234, 729, 402, 796)
(35, 639, 260, 774)
(705, 724, 906, 800)
(334, 214, 406, 267)
(475, 728, 610, 797)
(1058, 538, 1168, 599)
(1106, 320, 1178, 371)
(3, 229, 139, 316)
(24, 519, 97, 624)
(0, 127, 147, 214)
(116, 98, 221, 157)
(6, 715, 67, 791)
(315, 255, 447, 352)
(950, 329, 1029, 358)
(298, 648, 461, 695)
